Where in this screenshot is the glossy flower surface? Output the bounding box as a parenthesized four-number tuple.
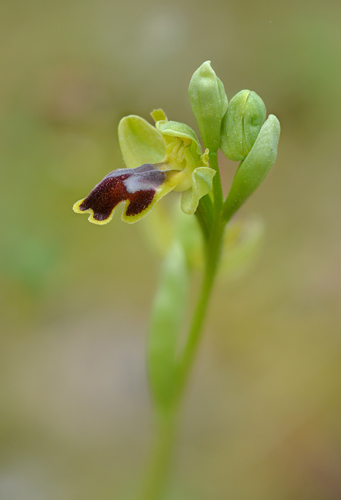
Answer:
(73, 110, 215, 224)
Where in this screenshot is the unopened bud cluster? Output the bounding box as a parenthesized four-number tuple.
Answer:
(188, 61, 280, 217)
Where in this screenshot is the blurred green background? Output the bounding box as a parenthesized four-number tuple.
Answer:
(1, 0, 341, 498)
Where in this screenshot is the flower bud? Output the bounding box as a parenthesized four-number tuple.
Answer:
(188, 61, 228, 152)
(223, 114, 281, 219)
(220, 90, 267, 161)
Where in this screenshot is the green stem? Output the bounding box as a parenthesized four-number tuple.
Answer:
(174, 216, 225, 403)
(221, 194, 238, 223)
(138, 214, 225, 500)
(138, 416, 177, 500)
(209, 150, 224, 214)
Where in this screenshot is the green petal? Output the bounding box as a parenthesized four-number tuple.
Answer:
(156, 120, 202, 156)
(181, 167, 216, 215)
(151, 108, 167, 122)
(118, 115, 165, 169)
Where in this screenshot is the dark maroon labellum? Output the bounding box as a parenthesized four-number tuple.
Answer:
(79, 164, 166, 221)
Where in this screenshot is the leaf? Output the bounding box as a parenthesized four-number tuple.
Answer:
(148, 241, 189, 416)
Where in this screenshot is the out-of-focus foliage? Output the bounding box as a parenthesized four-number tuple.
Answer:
(1, 0, 341, 499)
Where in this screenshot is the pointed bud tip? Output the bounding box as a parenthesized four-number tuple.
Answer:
(195, 60, 214, 76)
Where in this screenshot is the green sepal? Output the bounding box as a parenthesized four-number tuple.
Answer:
(188, 61, 228, 152)
(220, 90, 267, 161)
(223, 114, 281, 219)
(118, 115, 165, 169)
(147, 241, 189, 416)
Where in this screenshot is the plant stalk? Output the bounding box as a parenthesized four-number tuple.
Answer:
(138, 211, 225, 500)
(138, 415, 177, 500)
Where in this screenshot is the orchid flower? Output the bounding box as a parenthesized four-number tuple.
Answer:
(73, 109, 215, 224)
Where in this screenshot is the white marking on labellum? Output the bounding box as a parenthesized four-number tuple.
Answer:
(123, 175, 151, 194)
(123, 168, 166, 193)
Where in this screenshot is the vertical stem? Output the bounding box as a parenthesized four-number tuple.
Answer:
(209, 150, 224, 214)
(174, 216, 225, 404)
(138, 216, 225, 500)
(138, 416, 177, 500)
